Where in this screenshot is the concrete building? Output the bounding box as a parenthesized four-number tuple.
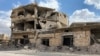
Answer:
(10, 3, 68, 47)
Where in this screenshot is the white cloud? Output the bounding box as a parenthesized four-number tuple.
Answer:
(69, 9, 100, 24)
(39, 0, 60, 11)
(0, 10, 11, 36)
(29, 0, 60, 11)
(13, 1, 21, 8)
(84, 0, 100, 9)
(29, 0, 35, 3)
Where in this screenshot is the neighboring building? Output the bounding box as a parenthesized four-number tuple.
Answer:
(63, 22, 100, 47)
(0, 34, 10, 44)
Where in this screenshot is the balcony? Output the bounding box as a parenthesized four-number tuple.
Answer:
(12, 29, 35, 34)
(12, 15, 36, 22)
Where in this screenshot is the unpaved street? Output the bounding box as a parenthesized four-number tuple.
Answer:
(0, 49, 100, 56)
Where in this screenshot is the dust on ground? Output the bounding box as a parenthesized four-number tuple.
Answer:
(0, 49, 100, 56)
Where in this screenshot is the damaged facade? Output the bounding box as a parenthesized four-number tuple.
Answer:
(10, 3, 68, 47)
(10, 3, 100, 49)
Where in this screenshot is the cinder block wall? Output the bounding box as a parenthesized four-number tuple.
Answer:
(35, 32, 63, 47)
(73, 29, 91, 47)
(50, 33, 62, 47)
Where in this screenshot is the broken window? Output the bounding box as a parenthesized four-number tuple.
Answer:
(41, 39, 49, 46)
(65, 30, 69, 32)
(25, 21, 42, 30)
(25, 21, 34, 30)
(20, 35, 30, 45)
(91, 29, 100, 44)
(41, 20, 46, 24)
(63, 35, 73, 47)
(25, 9, 35, 15)
(36, 24, 42, 29)
(16, 23, 24, 31)
(18, 11, 25, 16)
(50, 13, 56, 16)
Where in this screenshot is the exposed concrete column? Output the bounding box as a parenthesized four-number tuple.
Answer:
(34, 6, 38, 30)
(33, 5, 38, 46)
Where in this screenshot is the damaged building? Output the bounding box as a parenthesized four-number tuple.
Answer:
(10, 3, 100, 50)
(10, 3, 68, 47)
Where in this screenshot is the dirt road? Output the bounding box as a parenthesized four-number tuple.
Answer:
(0, 49, 100, 56)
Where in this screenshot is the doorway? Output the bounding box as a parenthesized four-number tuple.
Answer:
(20, 35, 30, 45)
(63, 35, 73, 47)
(41, 39, 49, 46)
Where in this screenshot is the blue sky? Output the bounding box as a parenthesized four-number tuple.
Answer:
(0, 0, 100, 15)
(60, 0, 100, 15)
(0, 0, 100, 35)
